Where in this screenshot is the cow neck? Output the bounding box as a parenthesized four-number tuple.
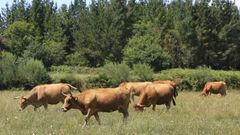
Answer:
(71, 97, 84, 110)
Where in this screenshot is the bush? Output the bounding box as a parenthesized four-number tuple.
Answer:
(50, 72, 85, 91)
(131, 63, 154, 81)
(0, 52, 18, 89)
(87, 63, 131, 88)
(0, 52, 50, 89)
(154, 68, 240, 91)
(17, 58, 51, 89)
(49, 65, 98, 74)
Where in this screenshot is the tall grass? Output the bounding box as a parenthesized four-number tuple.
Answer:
(1, 91, 240, 135)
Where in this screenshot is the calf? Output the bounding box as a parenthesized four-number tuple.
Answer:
(61, 88, 130, 127)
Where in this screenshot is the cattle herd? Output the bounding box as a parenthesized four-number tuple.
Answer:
(14, 80, 226, 127)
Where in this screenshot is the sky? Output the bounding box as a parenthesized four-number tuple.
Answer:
(0, 0, 91, 9)
(0, 0, 239, 10)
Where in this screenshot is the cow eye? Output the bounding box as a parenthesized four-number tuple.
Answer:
(67, 100, 71, 104)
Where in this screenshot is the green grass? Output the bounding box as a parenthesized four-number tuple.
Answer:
(1, 90, 240, 135)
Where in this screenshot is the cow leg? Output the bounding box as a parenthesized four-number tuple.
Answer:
(33, 104, 41, 111)
(94, 113, 101, 125)
(207, 91, 211, 96)
(152, 104, 156, 111)
(122, 110, 129, 123)
(165, 102, 171, 111)
(82, 109, 94, 128)
(43, 103, 48, 110)
(200, 92, 207, 96)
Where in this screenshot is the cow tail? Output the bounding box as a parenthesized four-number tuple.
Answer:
(172, 98, 176, 106)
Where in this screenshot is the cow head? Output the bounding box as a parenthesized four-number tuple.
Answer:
(14, 96, 29, 111)
(61, 92, 78, 112)
(133, 103, 145, 112)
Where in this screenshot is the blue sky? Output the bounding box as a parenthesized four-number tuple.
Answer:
(0, 0, 239, 10)
(0, 0, 91, 9)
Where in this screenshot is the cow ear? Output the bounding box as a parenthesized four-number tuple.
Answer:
(21, 96, 27, 100)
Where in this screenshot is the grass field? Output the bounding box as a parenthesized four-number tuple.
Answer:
(0, 90, 240, 135)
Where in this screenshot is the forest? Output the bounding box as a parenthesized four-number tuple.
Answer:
(0, 0, 240, 89)
(1, 0, 239, 69)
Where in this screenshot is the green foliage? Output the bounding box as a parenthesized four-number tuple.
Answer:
(154, 68, 240, 91)
(123, 34, 171, 71)
(44, 40, 66, 66)
(65, 52, 91, 67)
(3, 21, 37, 56)
(0, 52, 50, 89)
(0, 0, 240, 83)
(87, 75, 112, 89)
(17, 58, 51, 88)
(131, 63, 154, 81)
(88, 63, 130, 88)
(0, 52, 18, 88)
(50, 65, 97, 74)
(50, 72, 84, 90)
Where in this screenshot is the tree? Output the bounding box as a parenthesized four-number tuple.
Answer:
(30, 0, 45, 36)
(3, 21, 38, 56)
(106, 0, 128, 62)
(123, 34, 170, 71)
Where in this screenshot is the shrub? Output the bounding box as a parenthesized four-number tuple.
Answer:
(49, 65, 98, 74)
(50, 72, 85, 91)
(131, 63, 154, 81)
(87, 63, 131, 88)
(0, 52, 50, 89)
(17, 58, 51, 89)
(87, 75, 111, 88)
(0, 52, 18, 89)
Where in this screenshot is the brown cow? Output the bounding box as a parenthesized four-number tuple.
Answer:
(200, 81, 226, 96)
(14, 83, 79, 111)
(118, 82, 152, 100)
(153, 80, 178, 98)
(134, 83, 176, 111)
(61, 87, 130, 127)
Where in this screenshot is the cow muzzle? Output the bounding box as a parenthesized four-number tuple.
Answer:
(134, 104, 145, 112)
(19, 105, 25, 111)
(61, 107, 68, 112)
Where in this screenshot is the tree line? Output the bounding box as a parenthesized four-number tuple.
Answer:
(0, 0, 239, 71)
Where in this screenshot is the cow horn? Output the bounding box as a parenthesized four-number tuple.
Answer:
(62, 92, 70, 97)
(14, 96, 21, 99)
(62, 92, 73, 97)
